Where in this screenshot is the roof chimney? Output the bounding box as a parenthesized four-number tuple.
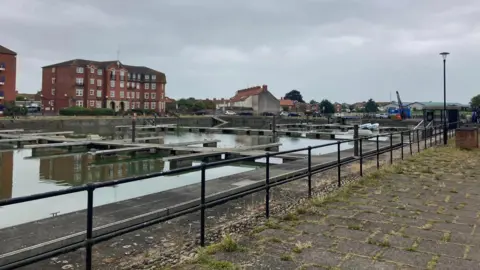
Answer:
(262, 84, 267, 91)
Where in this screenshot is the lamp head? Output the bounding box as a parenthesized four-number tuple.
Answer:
(440, 52, 450, 60)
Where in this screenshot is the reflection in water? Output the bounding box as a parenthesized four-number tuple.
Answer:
(0, 151, 13, 200)
(39, 155, 165, 186)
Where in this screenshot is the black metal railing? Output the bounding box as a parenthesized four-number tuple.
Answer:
(0, 123, 460, 270)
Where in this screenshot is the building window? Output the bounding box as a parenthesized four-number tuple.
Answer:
(97, 90, 102, 97)
(151, 93, 156, 99)
(52, 78, 56, 84)
(151, 102, 156, 109)
(97, 69, 103, 75)
(75, 100, 84, 107)
(136, 102, 140, 108)
(90, 78, 94, 85)
(110, 81, 115, 88)
(52, 67, 56, 72)
(130, 102, 135, 109)
(96, 101, 102, 108)
(89, 100, 95, 107)
(51, 89, 55, 95)
(144, 93, 149, 99)
(76, 78, 84, 85)
(144, 102, 149, 109)
(119, 71, 125, 81)
(136, 92, 140, 99)
(76, 67, 84, 74)
(90, 68, 94, 74)
(97, 79, 102, 87)
(125, 103, 129, 109)
(145, 83, 150, 90)
(136, 82, 140, 89)
(145, 75, 150, 80)
(152, 75, 156, 80)
(89, 89, 94, 96)
(132, 74, 136, 80)
(161, 93, 164, 99)
(110, 91, 115, 98)
(120, 81, 124, 88)
(76, 89, 84, 96)
(151, 83, 156, 90)
(120, 91, 124, 98)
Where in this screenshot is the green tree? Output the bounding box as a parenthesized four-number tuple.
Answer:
(284, 90, 305, 103)
(470, 94, 480, 108)
(309, 99, 318, 105)
(365, 99, 379, 113)
(319, 99, 335, 114)
(16, 95, 26, 101)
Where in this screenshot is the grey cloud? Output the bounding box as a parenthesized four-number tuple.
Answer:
(1, 0, 479, 103)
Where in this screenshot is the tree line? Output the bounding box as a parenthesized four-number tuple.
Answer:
(284, 89, 379, 113)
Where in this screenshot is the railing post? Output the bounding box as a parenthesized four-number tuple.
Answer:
(85, 184, 95, 270)
(409, 131, 413, 156)
(424, 128, 427, 149)
(416, 129, 420, 153)
(359, 138, 363, 177)
(265, 153, 270, 219)
(353, 125, 359, 156)
(434, 126, 437, 145)
(430, 127, 432, 147)
(200, 163, 206, 247)
(337, 142, 341, 187)
(307, 146, 312, 198)
(389, 133, 393, 164)
(400, 131, 404, 160)
(376, 135, 379, 169)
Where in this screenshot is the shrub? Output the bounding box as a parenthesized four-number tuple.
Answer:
(59, 107, 115, 116)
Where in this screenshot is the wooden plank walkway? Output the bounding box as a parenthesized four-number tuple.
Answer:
(0, 129, 24, 133)
(23, 141, 92, 149)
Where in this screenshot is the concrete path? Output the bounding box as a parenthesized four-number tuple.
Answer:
(179, 144, 480, 269)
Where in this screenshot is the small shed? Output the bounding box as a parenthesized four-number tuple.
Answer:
(422, 103, 461, 130)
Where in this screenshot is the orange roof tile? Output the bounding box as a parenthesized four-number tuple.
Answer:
(230, 85, 267, 102)
(280, 99, 295, 106)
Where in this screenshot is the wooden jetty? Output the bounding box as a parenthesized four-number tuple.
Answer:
(0, 129, 24, 134)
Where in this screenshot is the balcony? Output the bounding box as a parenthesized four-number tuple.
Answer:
(75, 82, 84, 86)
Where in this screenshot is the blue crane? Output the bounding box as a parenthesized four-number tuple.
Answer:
(396, 91, 407, 120)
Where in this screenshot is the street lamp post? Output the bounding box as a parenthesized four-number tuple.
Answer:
(440, 52, 449, 145)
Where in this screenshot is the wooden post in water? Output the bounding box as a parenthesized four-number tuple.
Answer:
(353, 124, 359, 156)
(132, 113, 136, 143)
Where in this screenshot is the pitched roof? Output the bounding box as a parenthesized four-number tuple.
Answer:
(165, 97, 175, 103)
(230, 85, 267, 102)
(42, 59, 166, 82)
(280, 98, 295, 106)
(0, 45, 17, 55)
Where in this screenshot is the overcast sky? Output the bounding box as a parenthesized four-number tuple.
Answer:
(1, 0, 479, 103)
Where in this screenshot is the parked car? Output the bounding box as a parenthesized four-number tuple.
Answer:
(262, 112, 275, 116)
(224, 110, 236, 115)
(375, 113, 389, 119)
(194, 110, 208, 115)
(280, 111, 289, 117)
(238, 111, 253, 116)
(288, 112, 300, 117)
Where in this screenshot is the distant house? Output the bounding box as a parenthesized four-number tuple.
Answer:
(280, 98, 295, 111)
(212, 98, 231, 110)
(229, 85, 280, 113)
(382, 101, 469, 111)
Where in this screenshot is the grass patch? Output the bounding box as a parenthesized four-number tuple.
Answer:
(195, 251, 238, 270)
(205, 234, 242, 255)
(280, 254, 293, 261)
(405, 238, 420, 252)
(454, 203, 466, 210)
(427, 255, 439, 270)
(292, 241, 312, 253)
(265, 220, 282, 230)
(442, 232, 451, 242)
(347, 224, 362, 231)
(283, 212, 299, 221)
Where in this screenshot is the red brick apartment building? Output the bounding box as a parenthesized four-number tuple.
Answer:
(0, 45, 17, 115)
(41, 59, 167, 113)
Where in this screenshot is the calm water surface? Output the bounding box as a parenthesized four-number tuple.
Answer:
(0, 133, 350, 228)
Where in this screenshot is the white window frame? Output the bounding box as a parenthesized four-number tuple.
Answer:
(120, 81, 124, 88)
(136, 102, 140, 108)
(151, 83, 156, 90)
(76, 78, 84, 85)
(120, 71, 124, 76)
(89, 100, 95, 107)
(51, 89, 55, 95)
(52, 67, 56, 72)
(52, 78, 56, 84)
(76, 67, 84, 74)
(136, 92, 140, 99)
(136, 82, 140, 89)
(97, 79, 102, 86)
(90, 68, 94, 74)
(110, 91, 115, 98)
(89, 89, 94, 96)
(144, 93, 149, 99)
(145, 75, 150, 80)
(97, 69, 103, 75)
(96, 101, 102, 108)
(90, 78, 94, 85)
(120, 91, 124, 98)
(75, 100, 84, 107)
(110, 81, 115, 88)
(144, 102, 149, 109)
(75, 88, 84, 96)
(97, 90, 102, 97)
(145, 83, 150, 90)
(152, 75, 156, 80)
(151, 93, 156, 99)
(151, 102, 156, 109)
